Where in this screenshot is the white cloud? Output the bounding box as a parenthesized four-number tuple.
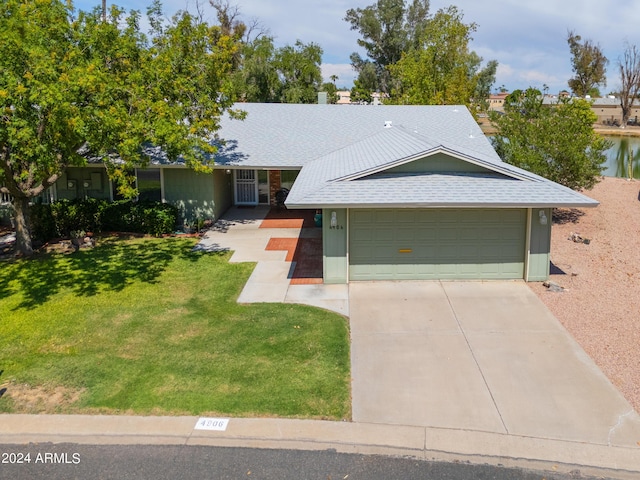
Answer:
(321, 64, 357, 88)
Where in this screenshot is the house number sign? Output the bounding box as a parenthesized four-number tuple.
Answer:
(194, 418, 229, 431)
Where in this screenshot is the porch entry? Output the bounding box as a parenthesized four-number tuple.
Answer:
(234, 169, 269, 205)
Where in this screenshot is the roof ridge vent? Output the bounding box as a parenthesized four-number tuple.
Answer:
(384, 120, 393, 128)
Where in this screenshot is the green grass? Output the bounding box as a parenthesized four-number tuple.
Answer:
(0, 237, 351, 420)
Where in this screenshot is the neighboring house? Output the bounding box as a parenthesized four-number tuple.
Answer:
(588, 97, 640, 126)
(2, 103, 598, 283)
(336, 91, 352, 104)
(489, 91, 640, 126)
(488, 92, 509, 112)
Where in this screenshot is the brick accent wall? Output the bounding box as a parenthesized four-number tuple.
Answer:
(268, 170, 281, 206)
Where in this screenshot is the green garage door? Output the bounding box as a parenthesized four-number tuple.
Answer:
(349, 209, 526, 281)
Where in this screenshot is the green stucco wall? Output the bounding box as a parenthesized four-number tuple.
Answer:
(42, 166, 230, 225)
(386, 153, 490, 174)
(527, 208, 552, 281)
(163, 169, 217, 223)
(322, 208, 348, 284)
(212, 169, 233, 219)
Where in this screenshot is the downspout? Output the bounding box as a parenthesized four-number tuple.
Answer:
(524, 208, 532, 281)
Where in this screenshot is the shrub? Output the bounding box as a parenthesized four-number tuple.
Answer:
(29, 199, 179, 242)
(47, 198, 105, 236)
(100, 200, 134, 232)
(29, 202, 56, 241)
(135, 202, 179, 236)
(49, 200, 76, 237)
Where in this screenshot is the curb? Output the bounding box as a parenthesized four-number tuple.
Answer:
(1, 415, 639, 479)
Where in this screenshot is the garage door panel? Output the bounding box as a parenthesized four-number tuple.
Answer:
(438, 227, 459, 241)
(373, 229, 395, 242)
(396, 227, 416, 242)
(349, 209, 526, 280)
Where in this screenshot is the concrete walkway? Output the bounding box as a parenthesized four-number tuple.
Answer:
(194, 206, 349, 316)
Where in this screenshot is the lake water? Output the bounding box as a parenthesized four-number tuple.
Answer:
(602, 136, 640, 179)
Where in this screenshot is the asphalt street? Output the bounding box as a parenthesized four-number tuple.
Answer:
(0, 444, 614, 480)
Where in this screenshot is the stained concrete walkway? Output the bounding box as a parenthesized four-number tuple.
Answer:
(194, 206, 349, 316)
(350, 280, 640, 448)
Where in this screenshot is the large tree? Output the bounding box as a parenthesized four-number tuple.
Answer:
(231, 36, 281, 102)
(0, 0, 242, 256)
(566, 30, 608, 97)
(231, 37, 323, 104)
(344, 0, 431, 98)
(618, 42, 640, 128)
(491, 88, 609, 191)
(387, 6, 496, 110)
(274, 40, 323, 104)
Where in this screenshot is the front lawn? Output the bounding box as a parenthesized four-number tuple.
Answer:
(0, 237, 350, 419)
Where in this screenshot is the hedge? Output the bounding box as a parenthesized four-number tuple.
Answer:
(29, 199, 179, 241)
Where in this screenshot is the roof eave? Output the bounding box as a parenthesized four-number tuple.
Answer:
(285, 200, 600, 209)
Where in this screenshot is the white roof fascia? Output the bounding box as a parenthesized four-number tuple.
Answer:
(286, 200, 599, 209)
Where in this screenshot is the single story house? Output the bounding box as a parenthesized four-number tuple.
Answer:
(2, 103, 598, 282)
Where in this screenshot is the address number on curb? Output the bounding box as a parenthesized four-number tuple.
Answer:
(194, 418, 230, 431)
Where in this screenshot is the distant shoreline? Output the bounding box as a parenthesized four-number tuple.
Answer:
(479, 120, 640, 137)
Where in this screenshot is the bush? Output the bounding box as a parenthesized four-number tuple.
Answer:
(29, 199, 179, 242)
(50, 198, 103, 236)
(29, 202, 56, 241)
(100, 200, 134, 232)
(135, 202, 179, 236)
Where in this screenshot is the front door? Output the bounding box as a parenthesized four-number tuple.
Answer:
(234, 169, 258, 205)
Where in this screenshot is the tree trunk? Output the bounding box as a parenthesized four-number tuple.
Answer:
(12, 196, 34, 257)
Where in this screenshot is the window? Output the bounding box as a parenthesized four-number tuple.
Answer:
(137, 169, 161, 202)
(280, 170, 299, 190)
(258, 170, 269, 204)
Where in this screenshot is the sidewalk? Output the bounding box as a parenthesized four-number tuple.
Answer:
(1, 414, 639, 479)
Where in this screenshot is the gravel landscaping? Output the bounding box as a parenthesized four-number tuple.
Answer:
(529, 177, 640, 412)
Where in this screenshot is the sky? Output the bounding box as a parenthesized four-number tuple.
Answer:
(73, 0, 639, 95)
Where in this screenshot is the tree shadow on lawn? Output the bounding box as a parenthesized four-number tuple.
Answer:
(1, 237, 212, 310)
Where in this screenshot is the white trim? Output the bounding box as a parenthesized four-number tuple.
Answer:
(47, 182, 57, 203)
(106, 165, 114, 202)
(286, 201, 598, 209)
(346, 207, 350, 283)
(524, 208, 532, 281)
(160, 168, 166, 203)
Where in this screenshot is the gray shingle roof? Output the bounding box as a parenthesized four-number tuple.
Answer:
(213, 103, 498, 168)
(272, 105, 598, 209)
(210, 102, 598, 208)
(289, 171, 597, 208)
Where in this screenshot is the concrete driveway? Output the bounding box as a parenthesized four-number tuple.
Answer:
(350, 281, 640, 447)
